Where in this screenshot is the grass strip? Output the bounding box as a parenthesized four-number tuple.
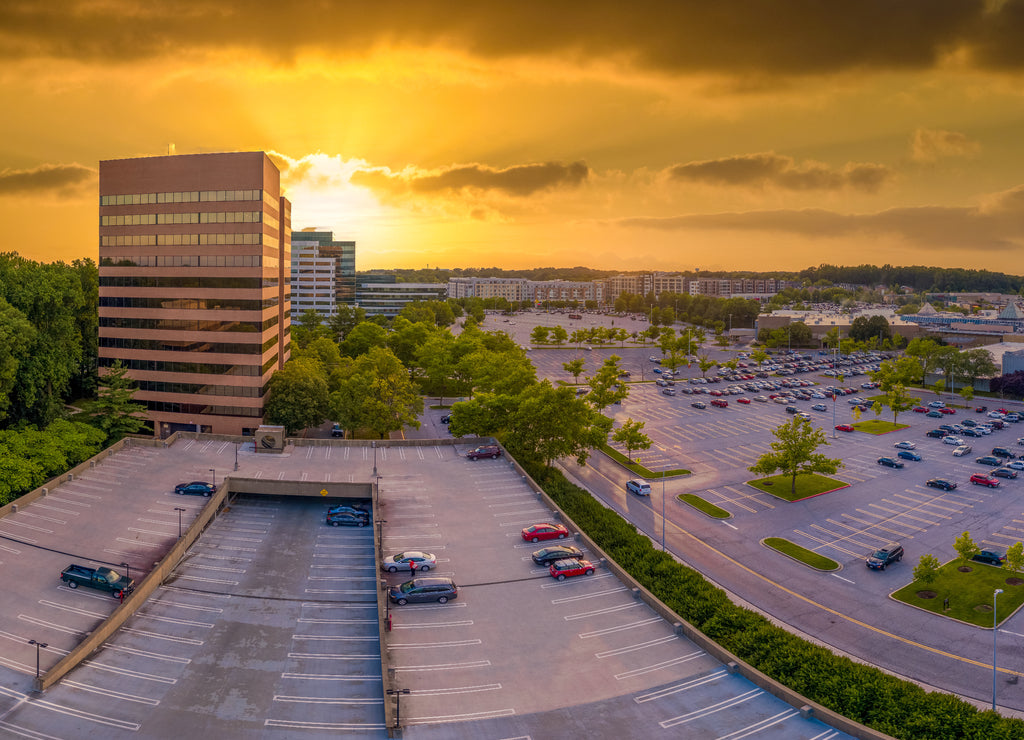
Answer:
(892, 559, 1024, 627)
(600, 444, 690, 477)
(679, 494, 730, 519)
(747, 473, 847, 502)
(764, 537, 840, 571)
(851, 419, 909, 435)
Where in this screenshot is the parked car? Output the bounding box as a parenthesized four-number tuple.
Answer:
(691, 401, 707, 409)
(175, 481, 215, 497)
(926, 478, 957, 491)
(893, 441, 916, 450)
(897, 450, 921, 461)
(1006, 460, 1024, 471)
(711, 399, 728, 408)
(877, 457, 904, 469)
(331, 423, 344, 437)
(992, 447, 1016, 459)
(972, 549, 1007, 566)
(466, 444, 502, 460)
(926, 410, 943, 418)
(61, 564, 134, 598)
(626, 479, 651, 496)
(327, 504, 369, 519)
(835, 424, 854, 432)
(912, 407, 927, 413)
(549, 558, 596, 580)
(938, 407, 956, 415)
(866, 544, 904, 570)
(970, 473, 1000, 488)
(531, 545, 584, 565)
(975, 455, 1002, 466)
(381, 551, 437, 573)
(521, 522, 569, 543)
(991, 467, 1018, 479)
(327, 511, 369, 527)
(737, 397, 751, 404)
(388, 577, 458, 605)
(942, 436, 964, 446)
(952, 445, 972, 457)
(928, 401, 946, 408)
(925, 429, 946, 438)
(661, 387, 677, 396)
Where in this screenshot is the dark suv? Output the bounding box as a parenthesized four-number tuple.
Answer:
(388, 577, 458, 605)
(466, 444, 502, 460)
(866, 544, 904, 570)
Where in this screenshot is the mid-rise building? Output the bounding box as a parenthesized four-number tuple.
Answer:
(290, 230, 356, 319)
(357, 276, 447, 317)
(98, 151, 291, 437)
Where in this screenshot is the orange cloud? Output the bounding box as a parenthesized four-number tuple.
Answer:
(0, 163, 95, 198)
(910, 128, 981, 163)
(668, 153, 891, 193)
(351, 161, 590, 198)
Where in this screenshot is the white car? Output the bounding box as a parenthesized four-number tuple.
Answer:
(381, 551, 438, 573)
(1006, 460, 1024, 471)
(953, 445, 972, 457)
(943, 436, 965, 446)
(928, 401, 946, 409)
(988, 411, 1006, 419)
(893, 441, 916, 450)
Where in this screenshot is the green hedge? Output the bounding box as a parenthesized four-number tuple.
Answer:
(532, 464, 1023, 740)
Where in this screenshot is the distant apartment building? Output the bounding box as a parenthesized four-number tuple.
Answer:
(688, 277, 789, 299)
(447, 276, 602, 304)
(357, 275, 447, 317)
(98, 151, 291, 437)
(290, 229, 356, 319)
(448, 277, 526, 302)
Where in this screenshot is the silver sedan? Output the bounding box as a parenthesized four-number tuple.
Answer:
(382, 551, 437, 573)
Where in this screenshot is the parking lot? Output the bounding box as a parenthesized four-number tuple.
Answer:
(0, 437, 859, 739)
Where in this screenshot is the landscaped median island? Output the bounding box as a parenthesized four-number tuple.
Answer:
(532, 463, 1024, 738)
(747, 473, 849, 502)
(851, 419, 909, 435)
(679, 494, 730, 519)
(600, 443, 690, 477)
(764, 537, 840, 571)
(892, 560, 1024, 628)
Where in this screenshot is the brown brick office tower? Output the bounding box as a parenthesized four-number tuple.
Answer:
(98, 152, 291, 437)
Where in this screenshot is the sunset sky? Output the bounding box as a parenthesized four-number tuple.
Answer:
(4, 1, 1024, 273)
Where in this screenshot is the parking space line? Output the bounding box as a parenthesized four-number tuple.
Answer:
(854, 509, 927, 533)
(103, 644, 192, 663)
(63, 680, 160, 706)
(615, 650, 707, 680)
(595, 635, 678, 658)
(706, 489, 756, 514)
(288, 652, 380, 660)
(891, 494, 960, 514)
(563, 603, 640, 621)
(807, 524, 879, 552)
(792, 529, 863, 558)
(403, 708, 515, 725)
(834, 513, 912, 540)
(173, 574, 240, 586)
(273, 694, 382, 705)
(633, 668, 729, 703)
(80, 661, 178, 685)
(17, 615, 86, 637)
(549, 585, 625, 602)
(120, 627, 204, 645)
(21, 697, 142, 732)
(410, 683, 503, 696)
(716, 707, 801, 740)
(264, 719, 387, 731)
(659, 687, 762, 728)
(392, 660, 490, 672)
(867, 503, 943, 526)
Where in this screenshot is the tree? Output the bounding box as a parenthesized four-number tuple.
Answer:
(418, 331, 457, 403)
(871, 382, 919, 425)
(953, 531, 979, 564)
(586, 355, 629, 411)
(508, 381, 613, 468)
(748, 417, 843, 495)
(292, 308, 327, 348)
(612, 418, 651, 462)
(563, 358, 585, 385)
(84, 359, 147, 442)
(849, 315, 892, 343)
(750, 348, 770, 367)
(958, 385, 975, 405)
(330, 347, 423, 439)
(0, 297, 34, 424)
(264, 357, 330, 435)
(1006, 542, 1024, 573)
(697, 354, 718, 379)
(913, 554, 942, 585)
(530, 325, 550, 345)
(341, 321, 388, 358)
(550, 325, 568, 345)
(327, 304, 366, 342)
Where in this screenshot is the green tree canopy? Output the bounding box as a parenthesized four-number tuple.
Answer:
(329, 347, 424, 439)
(264, 357, 330, 435)
(83, 359, 147, 442)
(748, 417, 843, 495)
(612, 418, 651, 463)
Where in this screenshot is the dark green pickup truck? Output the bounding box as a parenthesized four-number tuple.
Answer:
(60, 564, 134, 598)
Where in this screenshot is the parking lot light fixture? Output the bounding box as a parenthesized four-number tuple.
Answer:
(372, 440, 378, 477)
(28, 639, 47, 679)
(994, 588, 1004, 711)
(386, 687, 411, 727)
(209, 468, 215, 488)
(174, 507, 186, 537)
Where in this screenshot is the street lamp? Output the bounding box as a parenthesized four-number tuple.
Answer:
(28, 639, 47, 679)
(661, 466, 667, 551)
(386, 687, 411, 727)
(372, 440, 378, 478)
(993, 588, 1004, 711)
(174, 507, 186, 537)
(209, 468, 216, 488)
(234, 441, 239, 471)
(120, 562, 131, 582)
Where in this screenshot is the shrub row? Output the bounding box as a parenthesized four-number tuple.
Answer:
(533, 465, 1024, 740)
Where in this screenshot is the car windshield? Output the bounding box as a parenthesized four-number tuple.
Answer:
(399, 581, 418, 594)
(97, 567, 121, 582)
(871, 550, 889, 560)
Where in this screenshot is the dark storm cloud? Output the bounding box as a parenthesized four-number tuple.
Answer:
(352, 161, 590, 197)
(0, 163, 95, 197)
(615, 184, 1024, 251)
(3, 1, 1024, 75)
(669, 154, 891, 193)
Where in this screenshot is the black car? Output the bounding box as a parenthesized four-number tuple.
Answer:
(866, 544, 904, 570)
(992, 447, 1016, 459)
(877, 457, 904, 469)
(531, 545, 585, 565)
(926, 478, 957, 491)
(328, 504, 369, 519)
(330, 424, 344, 437)
(991, 467, 1018, 479)
(925, 429, 946, 438)
(439, 415, 451, 424)
(976, 455, 1002, 466)
(175, 481, 215, 497)
(326, 511, 368, 527)
(388, 577, 458, 605)
(972, 549, 1007, 566)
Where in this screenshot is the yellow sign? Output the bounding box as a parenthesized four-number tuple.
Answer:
(320, 489, 328, 496)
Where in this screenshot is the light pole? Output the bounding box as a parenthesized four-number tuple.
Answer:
(993, 588, 1003, 711)
(174, 507, 186, 537)
(661, 467, 667, 551)
(28, 639, 47, 679)
(372, 440, 378, 478)
(387, 687, 411, 727)
(234, 441, 239, 471)
(120, 562, 131, 582)
(209, 468, 216, 488)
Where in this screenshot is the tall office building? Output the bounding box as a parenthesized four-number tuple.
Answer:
(98, 152, 291, 437)
(290, 229, 356, 319)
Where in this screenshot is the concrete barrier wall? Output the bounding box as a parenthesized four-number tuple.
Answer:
(504, 450, 896, 740)
(226, 477, 372, 500)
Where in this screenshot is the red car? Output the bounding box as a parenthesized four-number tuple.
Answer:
(737, 397, 751, 404)
(522, 522, 569, 543)
(549, 558, 596, 580)
(711, 399, 729, 408)
(970, 473, 1000, 488)
(709, 390, 723, 397)
(938, 407, 956, 415)
(912, 407, 927, 413)
(835, 424, 854, 432)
